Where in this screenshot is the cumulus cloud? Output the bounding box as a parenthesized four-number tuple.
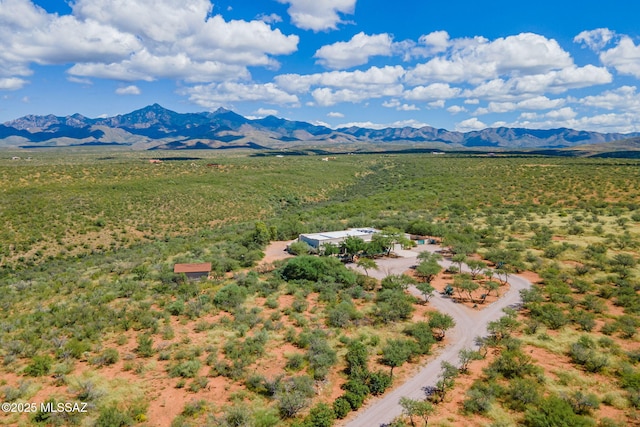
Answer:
(509, 109, 640, 133)
(182, 81, 298, 109)
(406, 32, 573, 85)
(464, 65, 611, 101)
(455, 117, 487, 132)
(276, 65, 405, 95)
(475, 96, 565, 115)
(327, 111, 344, 118)
(403, 83, 460, 101)
(599, 36, 640, 79)
(447, 105, 466, 114)
(257, 13, 282, 24)
(574, 28, 615, 51)
(0, 77, 28, 90)
(277, 0, 356, 31)
(315, 32, 393, 69)
(115, 85, 141, 95)
(0, 0, 299, 87)
(311, 84, 402, 106)
(382, 99, 419, 111)
(580, 86, 640, 113)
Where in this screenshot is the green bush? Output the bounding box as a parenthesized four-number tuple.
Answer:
(24, 355, 53, 377)
(333, 396, 351, 419)
(213, 283, 248, 312)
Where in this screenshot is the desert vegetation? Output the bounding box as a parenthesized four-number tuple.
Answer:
(1, 150, 639, 426)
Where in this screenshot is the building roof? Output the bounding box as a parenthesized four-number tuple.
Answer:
(173, 262, 212, 273)
(300, 228, 378, 242)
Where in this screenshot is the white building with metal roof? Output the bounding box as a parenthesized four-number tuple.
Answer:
(298, 228, 379, 249)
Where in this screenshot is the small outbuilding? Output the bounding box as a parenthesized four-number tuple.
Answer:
(173, 262, 211, 280)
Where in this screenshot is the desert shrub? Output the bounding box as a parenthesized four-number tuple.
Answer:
(136, 334, 154, 357)
(94, 406, 134, 427)
(524, 396, 595, 427)
(367, 370, 392, 396)
(168, 360, 201, 378)
(288, 241, 313, 255)
(326, 300, 361, 328)
(275, 376, 315, 418)
(529, 303, 568, 329)
(403, 321, 436, 355)
(504, 377, 541, 411)
(303, 403, 335, 427)
(24, 355, 53, 377)
(306, 334, 337, 380)
(285, 353, 305, 372)
(213, 283, 247, 312)
(278, 256, 356, 285)
(373, 289, 415, 324)
(563, 391, 600, 415)
(568, 337, 609, 373)
(333, 396, 351, 419)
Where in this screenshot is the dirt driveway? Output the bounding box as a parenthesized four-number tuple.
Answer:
(342, 245, 532, 427)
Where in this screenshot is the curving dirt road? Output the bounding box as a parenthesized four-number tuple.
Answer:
(342, 245, 532, 427)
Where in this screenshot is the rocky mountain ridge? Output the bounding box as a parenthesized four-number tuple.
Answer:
(2, 104, 638, 150)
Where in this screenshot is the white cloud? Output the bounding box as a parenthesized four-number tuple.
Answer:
(476, 96, 565, 115)
(277, 65, 405, 92)
(406, 32, 573, 85)
(276, 65, 405, 106)
(404, 83, 460, 101)
(580, 86, 640, 113)
(574, 28, 615, 51)
(253, 108, 279, 117)
(419, 31, 450, 54)
(0, 77, 27, 90)
(599, 36, 640, 78)
(67, 76, 92, 85)
(382, 99, 419, 111)
(315, 32, 393, 69)
(115, 85, 141, 95)
(447, 105, 466, 114)
(257, 13, 282, 24)
(276, 0, 356, 31)
(464, 98, 480, 104)
(311, 84, 402, 106)
(455, 117, 487, 132)
(183, 82, 299, 109)
(0, 0, 299, 85)
(327, 111, 344, 118)
(464, 65, 611, 101)
(336, 119, 430, 130)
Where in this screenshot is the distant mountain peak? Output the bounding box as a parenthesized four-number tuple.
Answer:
(2, 103, 640, 150)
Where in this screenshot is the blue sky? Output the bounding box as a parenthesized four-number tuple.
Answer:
(2, 0, 640, 133)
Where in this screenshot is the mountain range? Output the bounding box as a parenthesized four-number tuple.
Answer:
(2, 103, 639, 151)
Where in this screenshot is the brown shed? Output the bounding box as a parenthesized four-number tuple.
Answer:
(173, 262, 212, 280)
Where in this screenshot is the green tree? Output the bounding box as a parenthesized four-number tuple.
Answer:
(381, 274, 416, 291)
(400, 397, 435, 427)
(357, 257, 378, 276)
(428, 312, 455, 341)
(341, 236, 367, 262)
(304, 403, 335, 427)
(381, 339, 416, 379)
(415, 260, 442, 283)
(253, 221, 271, 247)
(415, 282, 435, 303)
(374, 289, 415, 323)
(458, 348, 483, 373)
